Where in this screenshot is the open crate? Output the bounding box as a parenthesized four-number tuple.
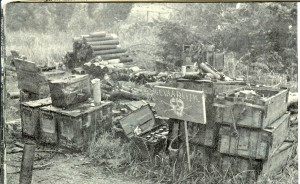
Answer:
(119, 105, 168, 160)
(214, 86, 289, 129)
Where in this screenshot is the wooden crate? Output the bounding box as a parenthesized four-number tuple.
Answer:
(175, 79, 246, 147)
(49, 74, 91, 108)
(119, 105, 168, 160)
(218, 112, 290, 160)
(40, 101, 112, 151)
(259, 140, 294, 178)
(210, 153, 261, 183)
(214, 86, 289, 128)
(176, 79, 246, 123)
(39, 106, 59, 144)
(20, 98, 52, 138)
(17, 69, 66, 96)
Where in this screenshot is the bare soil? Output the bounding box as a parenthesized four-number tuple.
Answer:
(6, 147, 151, 184)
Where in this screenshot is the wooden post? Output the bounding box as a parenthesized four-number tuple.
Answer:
(19, 142, 36, 184)
(184, 120, 191, 171)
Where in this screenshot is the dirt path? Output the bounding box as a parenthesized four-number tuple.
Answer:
(6, 150, 152, 184)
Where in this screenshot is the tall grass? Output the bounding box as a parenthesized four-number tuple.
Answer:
(5, 30, 73, 66)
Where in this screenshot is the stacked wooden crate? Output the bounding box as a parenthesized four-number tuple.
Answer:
(171, 79, 292, 180)
(39, 74, 113, 151)
(16, 59, 66, 102)
(20, 74, 113, 151)
(213, 86, 292, 180)
(170, 79, 247, 170)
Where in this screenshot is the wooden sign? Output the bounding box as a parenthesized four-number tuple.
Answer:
(153, 86, 206, 124)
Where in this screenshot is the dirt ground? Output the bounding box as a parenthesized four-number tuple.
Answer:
(6, 147, 152, 184)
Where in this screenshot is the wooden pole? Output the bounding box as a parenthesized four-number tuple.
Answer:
(184, 120, 191, 171)
(19, 142, 36, 184)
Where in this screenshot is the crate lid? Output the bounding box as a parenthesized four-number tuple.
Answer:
(119, 105, 155, 138)
(49, 74, 89, 84)
(120, 100, 149, 112)
(21, 97, 52, 107)
(40, 101, 112, 117)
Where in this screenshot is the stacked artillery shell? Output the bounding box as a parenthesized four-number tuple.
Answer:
(68, 31, 133, 73)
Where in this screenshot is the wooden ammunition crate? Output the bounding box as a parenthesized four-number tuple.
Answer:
(175, 79, 246, 147)
(176, 79, 246, 123)
(218, 112, 290, 160)
(259, 140, 294, 178)
(20, 98, 52, 138)
(39, 106, 59, 144)
(40, 101, 112, 151)
(49, 74, 91, 108)
(119, 105, 168, 160)
(214, 86, 289, 128)
(210, 153, 261, 183)
(17, 69, 66, 96)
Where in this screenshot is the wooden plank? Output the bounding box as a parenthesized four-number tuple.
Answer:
(153, 86, 206, 124)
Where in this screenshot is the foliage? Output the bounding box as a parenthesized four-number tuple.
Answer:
(156, 3, 297, 74)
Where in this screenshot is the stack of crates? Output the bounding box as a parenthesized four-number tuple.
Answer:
(172, 79, 247, 170)
(171, 79, 293, 180)
(213, 86, 292, 180)
(20, 74, 113, 151)
(16, 59, 66, 102)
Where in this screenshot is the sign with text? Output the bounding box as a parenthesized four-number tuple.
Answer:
(153, 86, 206, 124)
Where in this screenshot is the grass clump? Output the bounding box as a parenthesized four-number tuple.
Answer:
(87, 132, 133, 171)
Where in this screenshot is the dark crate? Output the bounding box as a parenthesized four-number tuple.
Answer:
(20, 98, 52, 138)
(40, 101, 113, 151)
(49, 74, 91, 108)
(214, 86, 289, 128)
(218, 112, 290, 160)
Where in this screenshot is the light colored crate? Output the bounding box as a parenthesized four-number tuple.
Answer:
(218, 112, 290, 160)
